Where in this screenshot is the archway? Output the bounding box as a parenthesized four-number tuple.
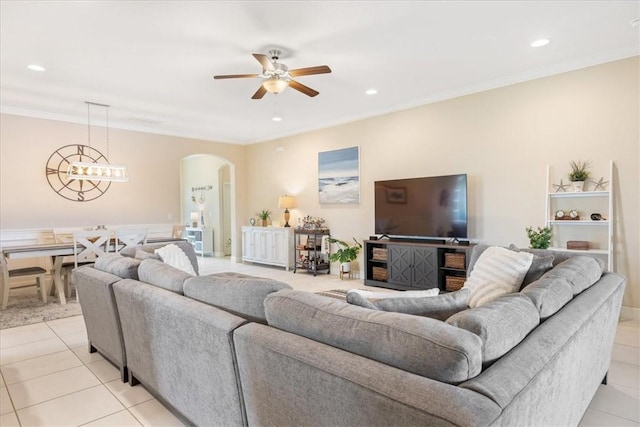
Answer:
(180, 154, 234, 258)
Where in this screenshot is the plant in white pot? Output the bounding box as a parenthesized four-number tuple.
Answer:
(568, 160, 591, 192)
(329, 237, 362, 278)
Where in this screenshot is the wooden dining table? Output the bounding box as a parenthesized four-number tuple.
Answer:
(1, 237, 186, 305)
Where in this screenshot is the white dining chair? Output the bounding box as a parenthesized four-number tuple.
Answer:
(115, 227, 149, 252)
(60, 230, 111, 301)
(1, 253, 49, 310)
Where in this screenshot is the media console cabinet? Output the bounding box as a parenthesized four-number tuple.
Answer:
(364, 240, 475, 292)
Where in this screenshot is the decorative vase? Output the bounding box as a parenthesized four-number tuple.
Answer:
(572, 181, 585, 192)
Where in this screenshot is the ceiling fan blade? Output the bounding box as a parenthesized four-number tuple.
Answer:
(289, 65, 332, 77)
(213, 73, 259, 79)
(251, 85, 267, 99)
(289, 80, 319, 97)
(252, 53, 274, 71)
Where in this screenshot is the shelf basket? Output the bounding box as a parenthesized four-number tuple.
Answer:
(444, 252, 466, 269)
(372, 267, 387, 282)
(445, 276, 466, 292)
(372, 247, 388, 261)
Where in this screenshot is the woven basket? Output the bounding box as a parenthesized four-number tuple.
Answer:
(372, 247, 388, 261)
(444, 253, 466, 269)
(445, 276, 466, 292)
(372, 267, 388, 282)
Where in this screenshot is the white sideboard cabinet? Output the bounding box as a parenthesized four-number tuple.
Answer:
(242, 226, 293, 270)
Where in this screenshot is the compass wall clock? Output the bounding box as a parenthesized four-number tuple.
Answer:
(45, 144, 111, 202)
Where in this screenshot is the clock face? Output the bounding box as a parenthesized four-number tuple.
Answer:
(45, 144, 111, 202)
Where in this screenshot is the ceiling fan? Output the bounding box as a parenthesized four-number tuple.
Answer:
(213, 49, 331, 99)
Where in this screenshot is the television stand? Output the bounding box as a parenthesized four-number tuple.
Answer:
(364, 239, 475, 292)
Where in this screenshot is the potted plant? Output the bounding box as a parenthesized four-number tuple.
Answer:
(255, 209, 271, 227)
(568, 160, 591, 192)
(526, 226, 552, 249)
(329, 238, 362, 278)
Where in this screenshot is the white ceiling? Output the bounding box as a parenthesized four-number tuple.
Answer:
(1, 1, 638, 145)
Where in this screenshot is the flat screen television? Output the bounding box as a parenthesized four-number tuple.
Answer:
(374, 174, 468, 240)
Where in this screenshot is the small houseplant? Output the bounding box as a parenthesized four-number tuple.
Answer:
(568, 160, 590, 191)
(255, 209, 271, 227)
(526, 226, 552, 249)
(329, 237, 362, 276)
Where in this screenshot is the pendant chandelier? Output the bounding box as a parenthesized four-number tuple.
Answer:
(66, 101, 129, 182)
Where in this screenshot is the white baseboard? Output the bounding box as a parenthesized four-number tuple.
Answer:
(620, 306, 640, 321)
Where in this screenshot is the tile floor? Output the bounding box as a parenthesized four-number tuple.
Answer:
(0, 257, 638, 426)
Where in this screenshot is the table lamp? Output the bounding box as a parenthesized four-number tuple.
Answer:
(278, 195, 296, 227)
(190, 212, 199, 227)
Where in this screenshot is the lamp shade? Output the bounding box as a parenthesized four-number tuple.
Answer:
(278, 195, 296, 209)
(262, 77, 289, 94)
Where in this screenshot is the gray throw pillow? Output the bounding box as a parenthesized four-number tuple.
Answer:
(508, 245, 555, 289)
(347, 288, 471, 321)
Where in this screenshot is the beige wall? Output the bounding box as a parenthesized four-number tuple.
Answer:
(0, 115, 247, 258)
(245, 57, 639, 308)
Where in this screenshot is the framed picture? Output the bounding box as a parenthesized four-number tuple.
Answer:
(386, 187, 406, 204)
(318, 146, 360, 204)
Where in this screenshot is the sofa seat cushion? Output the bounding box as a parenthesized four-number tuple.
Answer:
(138, 258, 193, 294)
(446, 293, 540, 365)
(264, 290, 483, 384)
(539, 256, 604, 295)
(346, 288, 470, 321)
(464, 246, 533, 307)
(183, 275, 291, 323)
(94, 254, 140, 280)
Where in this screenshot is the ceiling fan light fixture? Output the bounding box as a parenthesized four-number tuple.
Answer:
(262, 77, 289, 94)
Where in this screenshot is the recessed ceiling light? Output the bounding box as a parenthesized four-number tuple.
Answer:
(365, 89, 378, 95)
(272, 116, 282, 122)
(531, 39, 550, 48)
(27, 64, 46, 72)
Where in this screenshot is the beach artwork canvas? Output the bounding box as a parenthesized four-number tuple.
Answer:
(318, 146, 360, 204)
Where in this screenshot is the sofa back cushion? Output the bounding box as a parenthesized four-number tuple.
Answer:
(94, 254, 140, 280)
(521, 276, 574, 320)
(264, 290, 483, 384)
(138, 258, 193, 294)
(346, 288, 470, 321)
(183, 275, 291, 323)
(539, 256, 604, 295)
(446, 293, 539, 365)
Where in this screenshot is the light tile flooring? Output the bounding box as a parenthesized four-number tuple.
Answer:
(0, 257, 638, 426)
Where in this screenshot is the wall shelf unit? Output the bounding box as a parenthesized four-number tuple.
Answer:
(545, 161, 614, 271)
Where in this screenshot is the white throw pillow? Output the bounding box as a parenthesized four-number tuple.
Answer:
(155, 244, 197, 276)
(463, 246, 533, 307)
(347, 288, 439, 301)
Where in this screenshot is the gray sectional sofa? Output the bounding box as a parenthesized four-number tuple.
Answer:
(73, 242, 626, 427)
